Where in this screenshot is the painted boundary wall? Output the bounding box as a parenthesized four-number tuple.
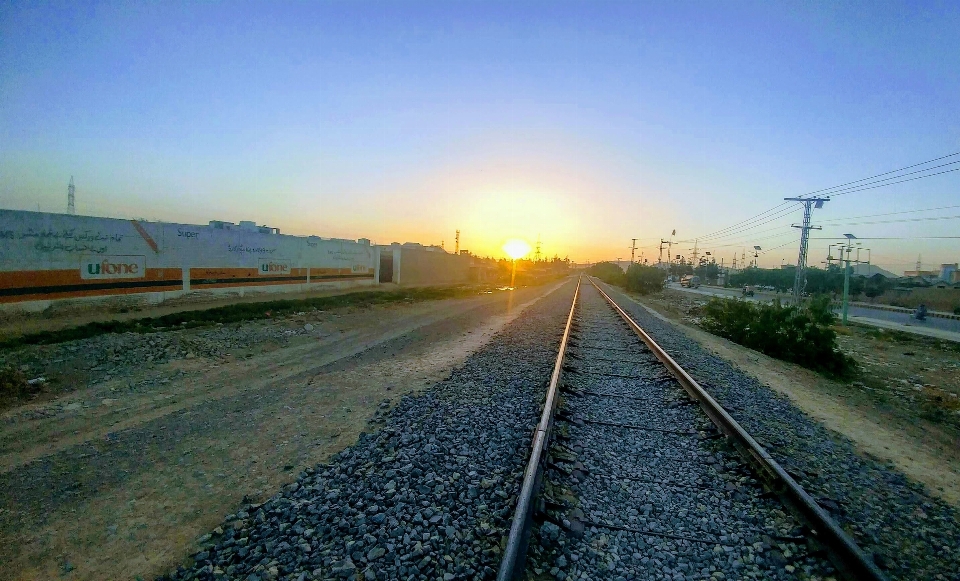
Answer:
(0, 210, 378, 311)
(395, 248, 472, 286)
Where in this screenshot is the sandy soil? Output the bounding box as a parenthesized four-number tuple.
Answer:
(0, 281, 566, 580)
(0, 284, 410, 340)
(623, 289, 960, 507)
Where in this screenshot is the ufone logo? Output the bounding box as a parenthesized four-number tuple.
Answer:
(258, 259, 291, 275)
(80, 255, 146, 279)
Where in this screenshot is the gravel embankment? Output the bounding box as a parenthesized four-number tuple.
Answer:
(526, 284, 834, 581)
(1, 322, 311, 420)
(157, 281, 576, 581)
(601, 282, 960, 580)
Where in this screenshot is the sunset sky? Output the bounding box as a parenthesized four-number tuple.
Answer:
(2, 1, 959, 271)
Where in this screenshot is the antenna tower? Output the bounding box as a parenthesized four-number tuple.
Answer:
(67, 176, 75, 215)
(455, 230, 460, 255)
(785, 196, 829, 302)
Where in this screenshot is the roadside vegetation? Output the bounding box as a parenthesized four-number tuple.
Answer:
(0, 364, 38, 402)
(637, 288, 960, 437)
(699, 295, 857, 379)
(727, 265, 959, 312)
(588, 261, 666, 295)
(0, 286, 480, 350)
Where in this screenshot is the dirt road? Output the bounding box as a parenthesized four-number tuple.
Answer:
(0, 282, 565, 580)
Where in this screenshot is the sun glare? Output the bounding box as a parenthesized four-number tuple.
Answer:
(502, 238, 532, 260)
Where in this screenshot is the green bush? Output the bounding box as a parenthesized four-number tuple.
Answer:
(588, 262, 626, 286)
(699, 295, 857, 379)
(588, 262, 665, 295)
(0, 365, 34, 399)
(625, 264, 666, 295)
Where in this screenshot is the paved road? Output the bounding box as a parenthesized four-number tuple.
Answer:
(666, 282, 960, 342)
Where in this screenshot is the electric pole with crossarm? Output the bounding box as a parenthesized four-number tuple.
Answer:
(785, 196, 829, 303)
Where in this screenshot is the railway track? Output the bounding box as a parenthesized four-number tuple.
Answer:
(498, 276, 886, 581)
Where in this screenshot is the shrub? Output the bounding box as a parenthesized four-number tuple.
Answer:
(625, 264, 666, 295)
(699, 296, 857, 379)
(588, 262, 665, 295)
(0, 365, 35, 399)
(588, 262, 626, 286)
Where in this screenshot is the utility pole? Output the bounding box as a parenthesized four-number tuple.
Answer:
(691, 239, 699, 266)
(659, 239, 671, 266)
(455, 230, 460, 255)
(630, 238, 637, 264)
(841, 234, 856, 325)
(67, 176, 75, 215)
(534, 235, 542, 262)
(785, 196, 829, 304)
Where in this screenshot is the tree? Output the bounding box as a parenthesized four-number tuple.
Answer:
(625, 264, 666, 295)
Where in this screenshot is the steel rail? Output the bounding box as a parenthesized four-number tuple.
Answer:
(496, 275, 581, 581)
(588, 277, 887, 581)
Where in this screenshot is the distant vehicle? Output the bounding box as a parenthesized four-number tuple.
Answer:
(915, 303, 928, 321)
(680, 275, 700, 288)
(742, 285, 755, 297)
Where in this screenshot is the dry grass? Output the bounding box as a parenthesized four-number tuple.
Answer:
(872, 287, 960, 313)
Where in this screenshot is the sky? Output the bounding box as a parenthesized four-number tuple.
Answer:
(1, 1, 959, 272)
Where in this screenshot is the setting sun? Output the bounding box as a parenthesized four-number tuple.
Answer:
(502, 238, 532, 260)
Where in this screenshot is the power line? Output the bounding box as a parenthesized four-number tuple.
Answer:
(817, 204, 960, 222)
(824, 167, 960, 199)
(810, 236, 960, 240)
(691, 204, 805, 243)
(823, 214, 960, 227)
(818, 162, 960, 199)
(800, 151, 960, 197)
(686, 201, 798, 243)
(684, 150, 960, 243)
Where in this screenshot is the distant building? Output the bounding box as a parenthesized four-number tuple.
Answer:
(940, 263, 958, 283)
(903, 269, 939, 278)
(852, 264, 897, 278)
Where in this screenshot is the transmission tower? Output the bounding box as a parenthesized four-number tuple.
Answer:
(67, 176, 75, 215)
(785, 196, 829, 302)
(534, 235, 542, 262)
(455, 230, 460, 255)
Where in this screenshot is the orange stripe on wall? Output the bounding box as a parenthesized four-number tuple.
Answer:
(0, 269, 182, 289)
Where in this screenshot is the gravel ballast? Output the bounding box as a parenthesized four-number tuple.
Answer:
(526, 283, 835, 581)
(599, 281, 960, 580)
(158, 281, 577, 581)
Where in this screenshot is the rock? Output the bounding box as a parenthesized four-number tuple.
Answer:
(304, 324, 314, 332)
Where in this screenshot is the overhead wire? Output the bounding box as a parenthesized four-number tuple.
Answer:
(681, 151, 960, 244)
(799, 152, 960, 197)
(816, 204, 960, 222)
(818, 165, 960, 199)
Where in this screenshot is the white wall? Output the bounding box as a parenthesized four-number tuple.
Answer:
(0, 210, 378, 310)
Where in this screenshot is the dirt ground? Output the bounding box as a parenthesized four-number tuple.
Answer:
(0, 284, 407, 340)
(0, 281, 565, 580)
(625, 289, 960, 507)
